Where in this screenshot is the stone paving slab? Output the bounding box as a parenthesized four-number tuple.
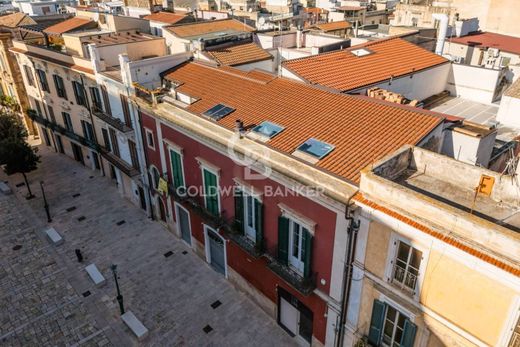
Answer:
(0, 145, 296, 347)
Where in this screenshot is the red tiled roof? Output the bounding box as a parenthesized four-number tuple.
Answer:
(449, 31, 520, 56)
(163, 62, 444, 183)
(144, 11, 187, 24)
(0, 12, 36, 28)
(354, 193, 520, 277)
(314, 21, 351, 31)
(336, 5, 364, 11)
(205, 42, 273, 66)
(43, 17, 93, 35)
(166, 19, 255, 38)
(283, 37, 448, 92)
(305, 7, 329, 14)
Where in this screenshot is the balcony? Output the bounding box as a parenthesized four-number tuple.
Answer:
(100, 148, 140, 177)
(28, 110, 99, 151)
(169, 185, 225, 229)
(267, 258, 316, 296)
(92, 108, 133, 134)
(223, 224, 264, 259)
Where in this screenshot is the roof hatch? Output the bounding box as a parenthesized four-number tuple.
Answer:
(203, 104, 235, 120)
(252, 121, 284, 139)
(294, 138, 335, 162)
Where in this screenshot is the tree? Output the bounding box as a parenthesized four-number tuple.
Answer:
(0, 109, 39, 199)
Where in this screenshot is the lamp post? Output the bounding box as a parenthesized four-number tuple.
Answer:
(110, 264, 125, 315)
(39, 181, 52, 223)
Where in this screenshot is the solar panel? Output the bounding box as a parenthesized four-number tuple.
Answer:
(252, 121, 284, 138)
(202, 104, 235, 120)
(297, 138, 335, 159)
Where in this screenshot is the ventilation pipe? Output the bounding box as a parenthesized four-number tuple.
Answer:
(432, 13, 449, 55)
(296, 26, 303, 49)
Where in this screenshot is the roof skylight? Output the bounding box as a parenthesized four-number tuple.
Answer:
(296, 138, 335, 159)
(203, 104, 235, 120)
(252, 121, 284, 139)
(350, 48, 372, 57)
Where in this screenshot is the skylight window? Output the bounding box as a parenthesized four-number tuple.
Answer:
(351, 48, 372, 57)
(296, 138, 335, 159)
(252, 121, 284, 139)
(203, 104, 235, 120)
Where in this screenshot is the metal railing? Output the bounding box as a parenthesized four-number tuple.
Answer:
(99, 148, 140, 178)
(392, 263, 418, 291)
(92, 107, 133, 134)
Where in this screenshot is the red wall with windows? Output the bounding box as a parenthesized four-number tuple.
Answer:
(140, 112, 339, 343)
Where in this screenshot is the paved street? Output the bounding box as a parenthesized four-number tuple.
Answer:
(0, 145, 295, 346)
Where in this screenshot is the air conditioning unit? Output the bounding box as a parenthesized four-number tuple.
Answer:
(487, 47, 500, 58)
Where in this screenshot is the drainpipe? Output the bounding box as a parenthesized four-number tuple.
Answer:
(432, 13, 449, 55)
(134, 102, 154, 220)
(80, 74, 105, 177)
(336, 192, 360, 347)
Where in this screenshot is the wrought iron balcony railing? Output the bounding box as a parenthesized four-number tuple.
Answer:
(392, 263, 418, 292)
(92, 107, 133, 134)
(99, 147, 140, 178)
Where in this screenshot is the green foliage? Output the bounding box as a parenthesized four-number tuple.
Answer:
(0, 111, 27, 165)
(0, 95, 20, 113)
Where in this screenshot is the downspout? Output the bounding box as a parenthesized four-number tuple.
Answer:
(336, 191, 360, 347)
(80, 74, 105, 177)
(135, 102, 154, 220)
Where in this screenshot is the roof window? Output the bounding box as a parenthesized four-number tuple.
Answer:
(350, 48, 372, 57)
(202, 104, 235, 120)
(252, 121, 284, 139)
(296, 138, 334, 159)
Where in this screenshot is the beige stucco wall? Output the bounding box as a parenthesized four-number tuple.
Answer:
(364, 221, 391, 280)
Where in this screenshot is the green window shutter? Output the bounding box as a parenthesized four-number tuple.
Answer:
(254, 199, 263, 248)
(400, 319, 417, 347)
(234, 189, 244, 234)
(277, 216, 289, 265)
(204, 169, 218, 215)
(170, 150, 184, 189)
(302, 229, 313, 278)
(368, 299, 386, 346)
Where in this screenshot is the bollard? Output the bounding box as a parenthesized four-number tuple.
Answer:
(75, 249, 83, 263)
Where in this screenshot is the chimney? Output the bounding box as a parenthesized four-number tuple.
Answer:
(432, 13, 449, 55)
(235, 119, 244, 136)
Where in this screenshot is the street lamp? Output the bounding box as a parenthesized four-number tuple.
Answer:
(110, 264, 125, 315)
(40, 181, 52, 223)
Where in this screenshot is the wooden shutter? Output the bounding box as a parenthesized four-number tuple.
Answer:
(302, 229, 313, 278)
(101, 85, 112, 115)
(204, 169, 218, 215)
(120, 94, 132, 128)
(129, 140, 139, 170)
(170, 150, 184, 188)
(277, 216, 289, 265)
(254, 199, 263, 249)
(234, 189, 244, 234)
(368, 299, 386, 346)
(109, 128, 120, 157)
(400, 319, 417, 347)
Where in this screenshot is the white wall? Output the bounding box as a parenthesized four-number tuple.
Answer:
(446, 64, 502, 104)
(497, 95, 520, 128)
(256, 32, 297, 49)
(441, 130, 497, 167)
(353, 63, 451, 101)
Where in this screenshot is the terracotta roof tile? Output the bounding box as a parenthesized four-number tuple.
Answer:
(314, 21, 351, 31)
(166, 19, 255, 39)
(450, 31, 520, 56)
(144, 11, 187, 24)
(353, 193, 520, 277)
(0, 12, 36, 28)
(206, 42, 273, 66)
(43, 17, 93, 35)
(283, 37, 448, 92)
(163, 62, 443, 183)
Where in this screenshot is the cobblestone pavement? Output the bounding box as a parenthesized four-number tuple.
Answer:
(0, 145, 296, 347)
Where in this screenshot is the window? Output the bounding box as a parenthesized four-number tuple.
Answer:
(62, 112, 73, 132)
(169, 148, 185, 190)
(47, 105, 55, 123)
(296, 138, 334, 159)
(127, 140, 139, 170)
(101, 128, 111, 151)
(234, 188, 263, 245)
(120, 94, 132, 128)
(24, 66, 34, 86)
(392, 241, 422, 292)
(36, 69, 49, 92)
(202, 104, 235, 120)
(53, 75, 67, 99)
(81, 120, 94, 142)
(109, 128, 120, 157)
(101, 85, 112, 115)
(145, 129, 155, 149)
(368, 300, 417, 347)
(35, 100, 43, 116)
(277, 215, 313, 278)
(72, 81, 87, 107)
(90, 87, 102, 110)
(150, 166, 160, 189)
(202, 167, 219, 216)
(252, 121, 284, 139)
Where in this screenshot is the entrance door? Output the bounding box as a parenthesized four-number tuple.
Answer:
(205, 226, 225, 275)
(176, 204, 191, 245)
(138, 186, 146, 210)
(280, 297, 299, 336)
(55, 135, 64, 153)
(71, 143, 84, 165)
(92, 151, 100, 170)
(158, 198, 167, 222)
(278, 289, 313, 345)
